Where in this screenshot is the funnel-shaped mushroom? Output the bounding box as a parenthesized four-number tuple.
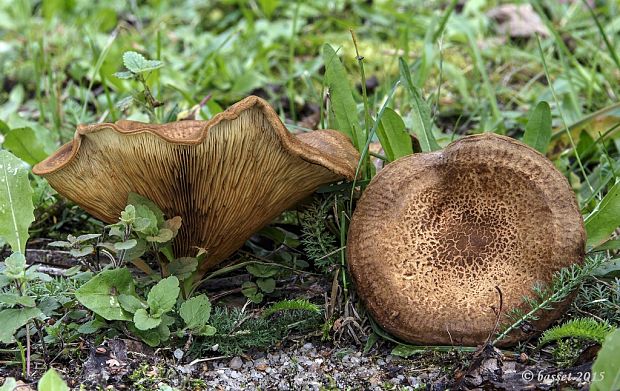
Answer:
(347, 134, 585, 346)
(34, 96, 359, 276)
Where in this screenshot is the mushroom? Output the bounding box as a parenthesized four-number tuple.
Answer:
(347, 133, 585, 346)
(33, 96, 359, 277)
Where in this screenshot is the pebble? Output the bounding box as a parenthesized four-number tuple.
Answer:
(228, 357, 243, 370)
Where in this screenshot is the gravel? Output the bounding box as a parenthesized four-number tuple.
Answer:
(183, 342, 442, 390)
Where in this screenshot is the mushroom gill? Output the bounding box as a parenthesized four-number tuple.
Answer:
(33, 96, 359, 277)
(347, 133, 585, 346)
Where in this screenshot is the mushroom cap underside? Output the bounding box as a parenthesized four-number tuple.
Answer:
(34, 96, 360, 275)
(347, 133, 585, 346)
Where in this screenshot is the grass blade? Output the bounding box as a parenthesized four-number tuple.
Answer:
(399, 58, 439, 152)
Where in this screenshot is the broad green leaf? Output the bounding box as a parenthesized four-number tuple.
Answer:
(0, 307, 44, 343)
(128, 192, 165, 226)
(77, 318, 107, 334)
(0, 378, 17, 391)
(3, 127, 54, 165)
(38, 368, 69, 391)
(134, 204, 158, 235)
(241, 281, 258, 296)
(180, 294, 212, 330)
(377, 108, 413, 162)
(70, 246, 94, 258)
(591, 328, 620, 391)
(120, 204, 136, 223)
(114, 239, 137, 251)
(256, 278, 275, 293)
(322, 44, 364, 151)
(74, 268, 136, 321)
(124, 239, 147, 261)
(75, 234, 101, 243)
(0, 293, 35, 307)
(169, 257, 198, 281)
(147, 276, 179, 316)
(122, 51, 164, 74)
(246, 264, 279, 278)
(3, 252, 26, 279)
(0, 150, 34, 253)
(146, 228, 173, 243)
(134, 308, 162, 330)
(585, 181, 620, 247)
(523, 101, 552, 153)
(196, 325, 216, 336)
(113, 71, 134, 80)
(399, 58, 439, 152)
(118, 294, 145, 314)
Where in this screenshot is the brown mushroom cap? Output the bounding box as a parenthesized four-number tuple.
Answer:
(347, 133, 585, 346)
(34, 96, 359, 276)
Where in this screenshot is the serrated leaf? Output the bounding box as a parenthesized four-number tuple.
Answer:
(114, 239, 137, 251)
(0, 307, 44, 343)
(180, 294, 211, 330)
(377, 107, 413, 162)
(0, 150, 34, 253)
(74, 268, 135, 321)
(120, 204, 136, 223)
(38, 368, 69, 391)
(399, 58, 439, 152)
(256, 278, 275, 293)
(585, 181, 620, 247)
(147, 276, 179, 316)
(196, 325, 216, 336)
(122, 51, 164, 74)
(134, 308, 162, 330)
(523, 101, 552, 153)
(118, 294, 145, 314)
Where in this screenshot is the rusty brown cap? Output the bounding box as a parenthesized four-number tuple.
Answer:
(34, 96, 359, 276)
(347, 133, 585, 346)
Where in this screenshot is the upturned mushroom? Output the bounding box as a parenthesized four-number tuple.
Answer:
(347, 133, 585, 346)
(34, 96, 359, 277)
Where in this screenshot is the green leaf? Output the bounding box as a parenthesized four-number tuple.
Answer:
(118, 294, 145, 314)
(134, 308, 162, 330)
(0, 150, 34, 253)
(196, 325, 216, 337)
(146, 228, 174, 243)
(169, 257, 198, 281)
(377, 107, 413, 162)
(246, 264, 279, 278)
(147, 276, 179, 316)
(120, 204, 136, 223)
(322, 44, 364, 150)
(256, 278, 275, 293)
(70, 246, 94, 257)
(180, 294, 212, 330)
(74, 268, 136, 321)
(3, 252, 26, 279)
(0, 378, 17, 391)
(585, 181, 620, 247)
(75, 234, 101, 243)
(523, 101, 552, 153)
(261, 299, 321, 318)
(123, 51, 164, 74)
(0, 293, 36, 307)
(593, 258, 620, 277)
(391, 343, 425, 358)
(399, 58, 439, 152)
(77, 318, 106, 334)
(591, 328, 620, 391)
(0, 307, 43, 343)
(3, 127, 54, 165)
(114, 239, 137, 251)
(113, 71, 135, 80)
(38, 368, 69, 391)
(134, 205, 158, 235)
(128, 193, 165, 226)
